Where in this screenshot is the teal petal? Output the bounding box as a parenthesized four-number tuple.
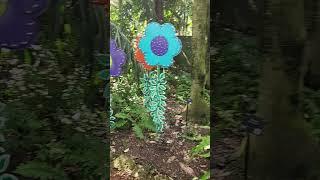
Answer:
(145, 22, 162, 37)
(161, 23, 176, 37)
(158, 53, 174, 67)
(145, 52, 159, 66)
(167, 37, 182, 56)
(139, 35, 153, 65)
(140, 22, 182, 68)
(139, 35, 151, 52)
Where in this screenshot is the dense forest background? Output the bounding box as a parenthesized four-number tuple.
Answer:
(212, 0, 320, 179)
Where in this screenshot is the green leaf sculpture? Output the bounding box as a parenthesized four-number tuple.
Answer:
(140, 73, 152, 108)
(110, 96, 116, 129)
(141, 70, 167, 132)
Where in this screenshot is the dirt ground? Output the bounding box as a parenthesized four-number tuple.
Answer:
(212, 128, 244, 180)
(110, 98, 210, 179)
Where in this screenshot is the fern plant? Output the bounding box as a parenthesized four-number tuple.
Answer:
(114, 103, 156, 139)
(111, 72, 157, 139)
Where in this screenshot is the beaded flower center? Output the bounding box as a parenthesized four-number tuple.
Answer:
(0, 1, 8, 16)
(151, 36, 168, 56)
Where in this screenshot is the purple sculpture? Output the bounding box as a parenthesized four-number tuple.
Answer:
(110, 39, 126, 77)
(0, 0, 48, 50)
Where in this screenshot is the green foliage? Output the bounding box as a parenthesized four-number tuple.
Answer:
(14, 161, 68, 180)
(198, 170, 210, 180)
(1, 101, 106, 179)
(0, 102, 18, 180)
(303, 88, 320, 143)
(110, 0, 192, 36)
(214, 31, 320, 145)
(114, 102, 156, 139)
(167, 71, 192, 102)
(112, 73, 157, 139)
(213, 33, 260, 130)
(163, 0, 193, 35)
(191, 136, 210, 158)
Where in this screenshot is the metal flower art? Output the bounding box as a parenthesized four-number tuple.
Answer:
(0, 0, 48, 50)
(139, 22, 182, 68)
(110, 39, 126, 77)
(139, 22, 182, 132)
(135, 35, 154, 71)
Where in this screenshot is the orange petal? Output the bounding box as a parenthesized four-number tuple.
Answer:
(134, 35, 155, 71)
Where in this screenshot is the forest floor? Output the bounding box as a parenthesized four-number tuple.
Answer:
(110, 97, 210, 179)
(212, 128, 243, 180)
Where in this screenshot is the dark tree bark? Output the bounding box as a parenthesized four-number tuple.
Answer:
(250, 0, 320, 179)
(154, 0, 164, 23)
(304, 0, 320, 89)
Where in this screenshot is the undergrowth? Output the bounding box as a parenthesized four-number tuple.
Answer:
(213, 30, 320, 145)
(111, 72, 157, 139)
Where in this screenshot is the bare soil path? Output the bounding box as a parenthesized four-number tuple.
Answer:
(110, 98, 210, 179)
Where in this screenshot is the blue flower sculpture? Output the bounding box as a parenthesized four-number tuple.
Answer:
(139, 22, 182, 68)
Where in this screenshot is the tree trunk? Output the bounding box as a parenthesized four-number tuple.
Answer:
(304, 0, 320, 89)
(190, 0, 209, 123)
(154, 0, 164, 23)
(250, 0, 320, 179)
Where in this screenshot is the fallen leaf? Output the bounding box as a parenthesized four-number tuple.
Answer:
(167, 156, 176, 163)
(179, 162, 195, 177)
(124, 148, 129, 153)
(166, 139, 174, 144)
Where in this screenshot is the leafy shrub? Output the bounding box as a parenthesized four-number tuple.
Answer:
(111, 73, 156, 139)
(1, 102, 106, 179)
(191, 135, 210, 158)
